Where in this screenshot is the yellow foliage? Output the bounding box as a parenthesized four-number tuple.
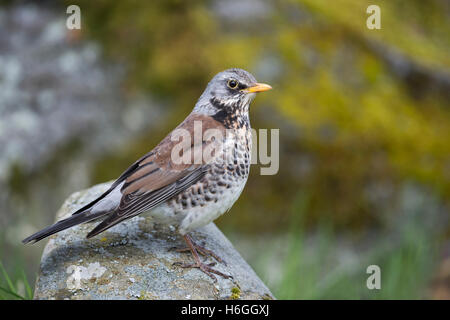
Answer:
(78, 0, 449, 231)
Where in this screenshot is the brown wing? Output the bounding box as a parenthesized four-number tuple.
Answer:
(86, 113, 226, 238)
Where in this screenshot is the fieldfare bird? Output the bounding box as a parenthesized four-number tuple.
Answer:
(23, 68, 272, 280)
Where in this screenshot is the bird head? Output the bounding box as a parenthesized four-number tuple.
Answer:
(194, 68, 272, 117)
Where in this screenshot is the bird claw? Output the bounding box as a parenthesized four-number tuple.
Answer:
(172, 234, 232, 281)
(171, 242, 227, 266)
(173, 261, 232, 282)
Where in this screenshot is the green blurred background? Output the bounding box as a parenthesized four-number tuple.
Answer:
(0, 0, 449, 299)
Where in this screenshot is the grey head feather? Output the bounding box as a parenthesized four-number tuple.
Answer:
(193, 68, 258, 116)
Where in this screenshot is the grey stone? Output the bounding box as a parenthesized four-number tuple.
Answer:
(33, 182, 274, 300)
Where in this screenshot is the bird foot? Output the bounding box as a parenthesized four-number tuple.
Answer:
(172, 234, 232, 282)
(173, 261, 232, 282)
(171, 240, 227, 266)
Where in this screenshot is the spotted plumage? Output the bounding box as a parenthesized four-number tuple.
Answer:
(23, 68, 272, 281)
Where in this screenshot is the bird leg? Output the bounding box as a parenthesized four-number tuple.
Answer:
(173, 234, 232, 281)
(171, 235, 227, 265)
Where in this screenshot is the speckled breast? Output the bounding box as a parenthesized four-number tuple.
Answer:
(170, 127, 252, 233)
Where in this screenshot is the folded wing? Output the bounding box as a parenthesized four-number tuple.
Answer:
(86, 113, 226, 238)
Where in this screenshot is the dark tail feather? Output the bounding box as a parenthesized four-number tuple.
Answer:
(22, 210, 106, 244)
(86, 213, 127, 239)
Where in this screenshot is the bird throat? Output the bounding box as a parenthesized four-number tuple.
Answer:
(210, 97, 250, 129)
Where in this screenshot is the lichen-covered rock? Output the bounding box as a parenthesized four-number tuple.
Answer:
(33, 182, 274, 300)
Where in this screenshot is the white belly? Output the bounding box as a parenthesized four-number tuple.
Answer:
(147, 177, 247, 234)
(178, 181, 246, 234)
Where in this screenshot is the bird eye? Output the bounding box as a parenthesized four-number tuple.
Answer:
(227, 79, 239, 89)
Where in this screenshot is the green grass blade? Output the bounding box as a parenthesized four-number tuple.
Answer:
(21, 270, 33, 299)
(0, 262, 16, 293)
(0, 286, 25, 300)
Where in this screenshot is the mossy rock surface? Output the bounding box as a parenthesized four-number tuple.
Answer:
(33, 182, 274, 300)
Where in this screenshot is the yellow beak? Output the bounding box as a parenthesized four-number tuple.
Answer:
(243, 83, 272, 93)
